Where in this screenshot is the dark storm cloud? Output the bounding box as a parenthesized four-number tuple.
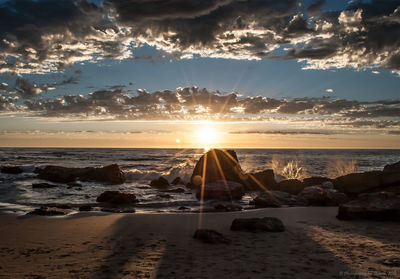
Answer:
(1, 0, 400, 74)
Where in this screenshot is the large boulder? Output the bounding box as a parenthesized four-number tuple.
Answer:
(337, 192, 400, 221)
(244, 169, 277, 191)
(191, 149, 245, 187)
(230, 217, 285, 232)
(96, 191, 138, 205)
(34, 164, 125, 184)
(1, 166, 23, 174)
(334, 170, 400, 195)
(299, 186, 349, 206)
(195, 180, 244, 201)
(275, 179, 305, 195)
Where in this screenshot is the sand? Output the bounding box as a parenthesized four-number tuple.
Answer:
(0, 207, 399, 279)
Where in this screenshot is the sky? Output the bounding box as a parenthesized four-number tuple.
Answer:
(0, 0, 400, 148)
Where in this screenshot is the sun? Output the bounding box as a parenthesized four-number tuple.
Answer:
(194, 123, 219, 150)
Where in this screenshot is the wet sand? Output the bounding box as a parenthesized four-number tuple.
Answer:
(0, 207, 399, 279)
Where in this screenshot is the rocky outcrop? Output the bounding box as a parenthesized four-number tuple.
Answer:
(299, 186, 349, 206)
(96, 191, 138, 205)
(244, 169, 276, 191)
(34, 164, 125, 184)
(230, 217, 285, 232)
(250, 190, 308, 208)
(383, 161, 400, 173)
(275, 179, 305, 195)
(337, 192, 400, 221)
(150, 176, 169, 189)
(161, 187, 185, 193)
(79, 205, 92, 211)
(334, 170, 400, 195)
(302, 176, 332, 187)
(191, 149, 245, 187)
(193, 229, 230, 244)
(1, 166, 23, 174)
(195, 180, 244, 201)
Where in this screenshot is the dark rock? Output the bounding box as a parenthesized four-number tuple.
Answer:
(230, 217, 285, 232)
(250, 192, 282, 208)
(302, 176, 332, 187)
(96, 191, 138, 205)
(244, 169, 276, 190)
(27, 207, 65, 216)
(383, 161, 400, 173)
(299, 186, 349, 206)
(191, 149, 246, 187)
(379, 257, 400, 267)
(79, 205, 92, 211)
(171, 177, 185, 185)
(333, 171, 382, 195)
(270, 191, 308, 206)
(213, 202, 242, 212)
(185, 182, 197, 189)
(195, 180, 244, 201)
(34, 164, 125, 184)
(150, 176, 169, 189)
(56, 205, 71, 209)
(193, 229, 230, 244)
(178, 206, 189, 210)
(32, 183, 58, 189)
(275, 179, 305, 195)
(1, 166, 23, 174)
(337, 192, 400, 221)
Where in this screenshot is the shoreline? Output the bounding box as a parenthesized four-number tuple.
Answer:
(1, 207, 399, 278)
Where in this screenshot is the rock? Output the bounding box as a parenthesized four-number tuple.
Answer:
(185, 182, 197, 189)
(333, 171, 382, 195)
(299, 186, 349, 206)
(178, 206, 189, 210)
(161, 187, 185, 193)
(275, 179, 305, 195)
(56, 204, 71, 209)
(230, 217, 285, 232)
(193, 229, 230, 244)
(32, 183, 58, 189)
(79, 205, 92, 211)
(96, 191, 138, 205)
(251, 191, 308, 207)
(191, 149, 245, 187)
(195, 180, 244, 201)
(150, 176, 169, 189)
(321, 181, 334, 189)
(158, 194, 171, 199)
(171, 177, 185, 185)
(1, 166, 23, 174)
(383, 161, 400, 173)
(212, 202, 242, 212)
(337, 192, 400, 221)
(302, 176, 332, 187)
(27, 207, 65, 216)
(244, 169, 276, 190)
(250, 192, 282, 208)
(34, 164, 125, 184)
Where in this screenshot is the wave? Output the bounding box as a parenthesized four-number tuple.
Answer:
(125, 162, 194, 184)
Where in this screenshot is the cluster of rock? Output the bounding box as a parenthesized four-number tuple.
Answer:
(34, 164, 125, 184)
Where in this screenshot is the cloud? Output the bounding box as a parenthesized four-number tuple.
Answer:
(1, 0, 399, 74)
(14, 77, 43, 99)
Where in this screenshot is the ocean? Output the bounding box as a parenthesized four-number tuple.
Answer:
(1, 148, 399, 214)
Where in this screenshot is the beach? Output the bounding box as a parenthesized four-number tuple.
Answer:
(1, 207, 399, 279)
